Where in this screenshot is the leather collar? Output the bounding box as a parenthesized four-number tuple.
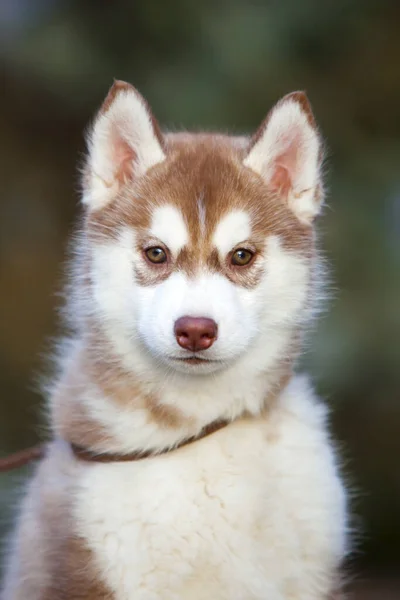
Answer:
(70, 418, 230, 463)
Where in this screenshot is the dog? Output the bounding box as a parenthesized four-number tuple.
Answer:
(1, 81, 347, 599)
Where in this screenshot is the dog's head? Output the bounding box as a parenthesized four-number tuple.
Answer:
(77, 81, 324, 378)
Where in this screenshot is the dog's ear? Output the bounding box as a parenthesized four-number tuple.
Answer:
(82, 80, 165, 211)
(244, 92, 323, 224)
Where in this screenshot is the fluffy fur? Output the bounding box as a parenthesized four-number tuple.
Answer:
(1, 81, 348, 600)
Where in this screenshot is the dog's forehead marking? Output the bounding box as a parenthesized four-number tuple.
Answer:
(197, 194, 206, 237)
(212, 210, 251, 255)
(149, 204, 188, 254)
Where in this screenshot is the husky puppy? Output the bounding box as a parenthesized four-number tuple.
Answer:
(1, 81, 347, 600)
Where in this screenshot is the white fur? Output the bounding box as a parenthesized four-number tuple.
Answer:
(244, 96, 321, 224)
(2, 225, 346, 600)
(212, 210, 251, 255)
(150, 205, 188, 255)
(89, 228, 309, 380)
(197, 195, 206, 236)
(74, 375, 347, 600)
(73, 229, 314, 458)
(83, 86, 165, 211)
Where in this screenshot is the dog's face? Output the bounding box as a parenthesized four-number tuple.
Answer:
(80, 82, 323, 376)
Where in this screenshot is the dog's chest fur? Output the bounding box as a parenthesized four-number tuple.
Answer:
(71, 377, 345, 600)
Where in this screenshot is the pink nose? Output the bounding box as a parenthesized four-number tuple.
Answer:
(174, 317, 218, 352)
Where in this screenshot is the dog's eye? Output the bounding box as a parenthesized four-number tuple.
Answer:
(231, 249, 254, 266)
(145, 247, 167, 264)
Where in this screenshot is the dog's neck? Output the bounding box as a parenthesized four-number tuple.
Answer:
(50, 334, 295, 456)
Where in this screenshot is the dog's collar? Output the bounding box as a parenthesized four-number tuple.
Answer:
(70, 418, 230, 463)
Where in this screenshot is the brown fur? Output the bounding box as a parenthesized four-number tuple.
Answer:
(87, 132, 313, 292)
(2, 445, 113, 600)
(40, 527, 112, 600)
(83, 334, 193, 429)
(50, 339, 194, 454)
(52, 381, 114, 452)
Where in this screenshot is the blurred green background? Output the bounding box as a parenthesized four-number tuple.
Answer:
(1, 0, 399, 596)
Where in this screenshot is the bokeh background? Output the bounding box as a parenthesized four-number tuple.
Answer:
(1, 0, 399, 596)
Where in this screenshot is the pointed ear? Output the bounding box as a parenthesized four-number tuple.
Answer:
(243, 92, 323, 224)
(83, 80, 166, 211)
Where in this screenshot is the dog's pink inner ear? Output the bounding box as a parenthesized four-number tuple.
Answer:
(111, 127, 137, 185)
(269, 138, 301, 197)
(244, 92, 323, 225)
(270, 163, 290, 196)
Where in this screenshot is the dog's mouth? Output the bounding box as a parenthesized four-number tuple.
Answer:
(170, 355, 220, 366)
(162, 353, 227, 374)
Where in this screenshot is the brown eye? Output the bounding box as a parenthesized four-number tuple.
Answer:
(231, 248, 254, 266)
(145, 247, 167, 264)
